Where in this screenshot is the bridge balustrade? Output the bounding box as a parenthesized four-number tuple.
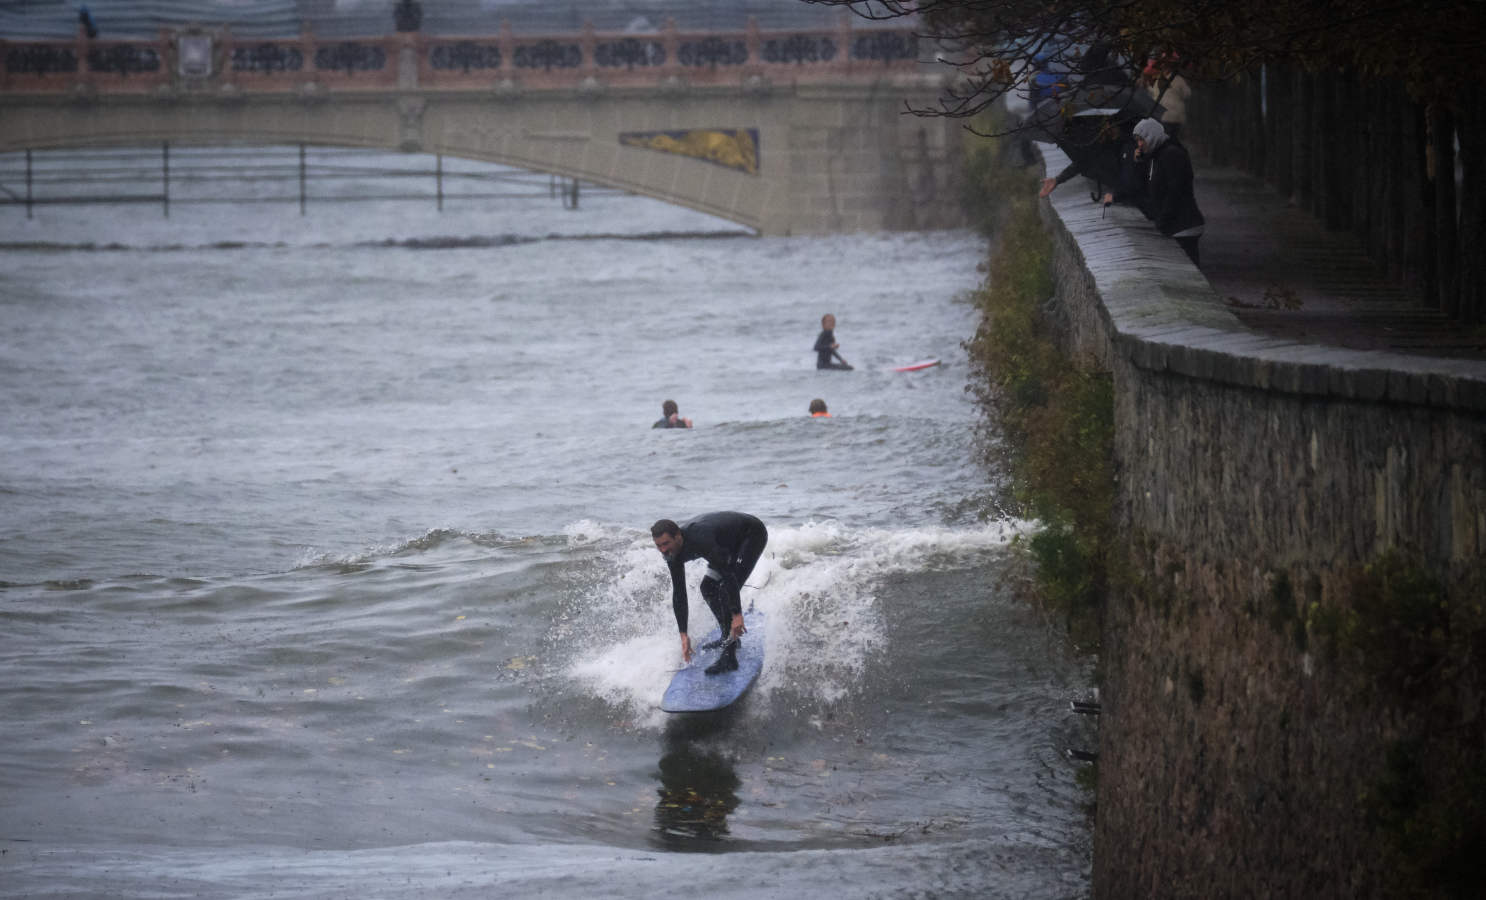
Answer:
(1, 20, 920, 95)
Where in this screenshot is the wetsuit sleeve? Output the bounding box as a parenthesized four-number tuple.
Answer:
(668, 557, 688, 632)
(814, 330, 833, 353)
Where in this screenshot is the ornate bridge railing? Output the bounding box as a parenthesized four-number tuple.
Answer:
(1, 20, 921, 94)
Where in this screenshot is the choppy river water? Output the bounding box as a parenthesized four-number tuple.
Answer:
(0, 148, 1093, 898)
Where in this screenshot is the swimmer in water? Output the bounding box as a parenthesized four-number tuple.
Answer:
(652, 399, 692, 429)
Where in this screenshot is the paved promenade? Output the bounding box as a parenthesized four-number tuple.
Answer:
(1039, 141, 1486, 411)
(1195, 165, 1486, 362)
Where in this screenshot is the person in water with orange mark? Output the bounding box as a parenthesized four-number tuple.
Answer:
(809, 398, 831, 417)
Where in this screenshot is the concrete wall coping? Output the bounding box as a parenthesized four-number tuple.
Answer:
(1038, 143, 1486, 412)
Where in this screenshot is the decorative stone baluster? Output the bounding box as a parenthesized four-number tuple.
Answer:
(492, 20, 518, 93)
(218, 26, 237, 91)
(578, 20, 600, 94)
(744, 17, 762, 78)
(397, 31, 417, 89)
(580, 22, 597, 76)
(743, 17, 769, 94)
(659, 17, 681, 91)
(498, 21, 515, 77)
(300, 25, 319, 94)
(75, 19, 94, 92)
(836, 14, 852, 75)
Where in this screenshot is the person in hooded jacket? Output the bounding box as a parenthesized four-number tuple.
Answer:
(1102, 117, 1205, 266)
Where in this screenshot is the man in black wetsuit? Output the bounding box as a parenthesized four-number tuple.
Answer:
(651, 512, 768, 676)
(814, 314, 852, 370)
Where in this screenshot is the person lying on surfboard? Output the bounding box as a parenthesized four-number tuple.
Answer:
(813, 314, 852, 370)
(651, 512, 768, 676)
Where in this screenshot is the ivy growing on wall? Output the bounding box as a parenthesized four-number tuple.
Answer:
(961, 115, 1115, 652)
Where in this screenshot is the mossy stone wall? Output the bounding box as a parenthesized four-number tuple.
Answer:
(1037, 145, 1486, 897)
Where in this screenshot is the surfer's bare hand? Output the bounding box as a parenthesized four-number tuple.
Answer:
(679, 633, 693, 662)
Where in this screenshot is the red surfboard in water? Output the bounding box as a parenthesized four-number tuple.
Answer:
(892, 359, 940, 372)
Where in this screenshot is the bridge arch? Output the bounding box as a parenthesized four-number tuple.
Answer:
(1, 24, 964, 235)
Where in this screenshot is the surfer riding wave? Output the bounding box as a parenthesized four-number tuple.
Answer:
(651, 512, 767, 676)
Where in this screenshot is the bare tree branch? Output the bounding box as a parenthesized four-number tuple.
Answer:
(801, 0, 1486, 118)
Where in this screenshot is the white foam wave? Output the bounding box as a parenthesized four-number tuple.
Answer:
(560, 518, 631, 547)
(563, 518, 1031, 728)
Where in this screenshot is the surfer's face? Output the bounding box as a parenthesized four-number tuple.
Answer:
(653, 532, 682, 559)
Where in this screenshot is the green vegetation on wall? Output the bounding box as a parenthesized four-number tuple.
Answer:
(958, 107, 1485, 895)
(961, 127, 1115, 652)
(1307, 552, 1486, 896)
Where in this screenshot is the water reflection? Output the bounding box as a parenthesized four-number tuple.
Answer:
(652, 717, 742, 850)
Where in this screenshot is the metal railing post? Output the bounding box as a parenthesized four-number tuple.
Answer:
(162, 141, 170, 218)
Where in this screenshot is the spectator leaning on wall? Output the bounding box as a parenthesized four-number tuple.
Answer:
(1102, 117, 1206, 267)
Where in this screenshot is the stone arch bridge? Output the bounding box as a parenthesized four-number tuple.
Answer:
(0, 21, 964, 234)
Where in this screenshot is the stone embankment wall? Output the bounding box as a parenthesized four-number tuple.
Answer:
(1037, 146, 1486, 897)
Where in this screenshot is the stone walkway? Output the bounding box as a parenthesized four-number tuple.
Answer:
(1194, 166, 1486, 361)
(1040, 135, 1486, 410)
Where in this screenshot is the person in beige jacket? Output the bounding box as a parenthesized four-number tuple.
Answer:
(1143, 58, 1191, 143)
